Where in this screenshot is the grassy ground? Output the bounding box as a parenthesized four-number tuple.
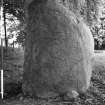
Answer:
(0, 49, 105, 105)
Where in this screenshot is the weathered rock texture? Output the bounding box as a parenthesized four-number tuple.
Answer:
(23, 0, 94, 98)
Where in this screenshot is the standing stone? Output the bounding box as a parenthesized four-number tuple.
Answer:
(23, 0, 94, 98)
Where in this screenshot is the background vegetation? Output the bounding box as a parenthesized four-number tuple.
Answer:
(0, 0, 105, 50)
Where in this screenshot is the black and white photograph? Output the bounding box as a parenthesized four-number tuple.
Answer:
(0, 0, 105, 105)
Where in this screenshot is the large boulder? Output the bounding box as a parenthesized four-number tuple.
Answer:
(23, 0, 94, 98)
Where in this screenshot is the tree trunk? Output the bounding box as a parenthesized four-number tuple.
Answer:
(3, 8, 8, 53)
(23, 0, 94, 99)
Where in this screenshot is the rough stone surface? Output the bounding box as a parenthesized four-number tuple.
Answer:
(23, 0, 94, 98)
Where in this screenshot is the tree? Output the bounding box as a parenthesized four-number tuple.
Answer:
(60, 0, 100, 26)
(0, 0, 25, 48)
(0, 0, 102, 49)
(16, 30, 26, 47)
(3, 7, 8, 51)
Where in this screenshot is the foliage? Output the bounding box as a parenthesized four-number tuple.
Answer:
(0, 0, 25, 22)
(1, 0, 105, 49)
(91, 19, 105, 50)
(16, 30, 26, 47)
(91, 0, 105, 50)
(6, 14, 20, 39)
(61, 0, 100, 26)
(0, 0, 25, 47)
(60, 0, 85, 12)
(6, 13, 26, 47)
